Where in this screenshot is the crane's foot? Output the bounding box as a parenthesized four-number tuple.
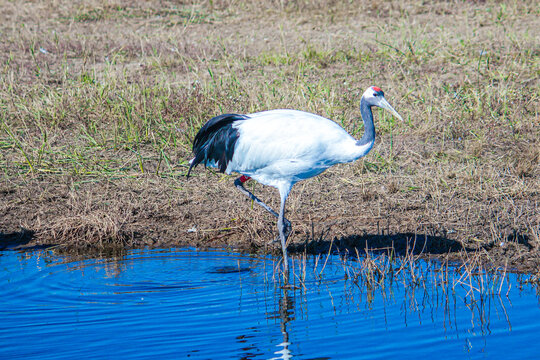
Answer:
(273, 220, 291, 243)
(284, 219, 292, 236)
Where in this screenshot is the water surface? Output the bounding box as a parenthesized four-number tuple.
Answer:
(0, 248, 539, 359)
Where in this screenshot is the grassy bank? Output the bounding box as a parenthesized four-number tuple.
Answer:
(0, 1, 538, 271)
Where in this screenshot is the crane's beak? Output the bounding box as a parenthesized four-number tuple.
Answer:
(378, 97, 403, 122)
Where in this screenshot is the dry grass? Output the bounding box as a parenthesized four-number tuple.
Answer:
(0, 1, 538, 271)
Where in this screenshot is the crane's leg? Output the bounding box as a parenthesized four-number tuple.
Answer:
(277, 183, 292, 275)
(234, 176, 292, 239)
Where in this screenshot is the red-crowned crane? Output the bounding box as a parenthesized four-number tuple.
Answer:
(187, 86, 403, 272)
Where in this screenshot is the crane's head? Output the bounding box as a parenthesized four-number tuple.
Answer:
(363, 86, 403, 122)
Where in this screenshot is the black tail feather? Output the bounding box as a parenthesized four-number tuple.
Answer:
(186, 160, 197, 179)
(187, 114, 247, 177)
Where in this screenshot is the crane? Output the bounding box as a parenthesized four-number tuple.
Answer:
(187, 86, 403, 272)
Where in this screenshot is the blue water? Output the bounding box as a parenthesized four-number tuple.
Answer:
(0, 248, 539, 359)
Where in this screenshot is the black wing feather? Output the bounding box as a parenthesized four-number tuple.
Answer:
(187, 114, 248, 178)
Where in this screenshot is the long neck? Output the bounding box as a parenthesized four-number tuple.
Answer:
(356, 97, 375, 147)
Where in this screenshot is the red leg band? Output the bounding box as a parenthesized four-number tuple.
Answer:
(239, 175, 251, 183)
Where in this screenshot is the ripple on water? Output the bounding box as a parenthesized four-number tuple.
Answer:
(0, 248, 539, 359)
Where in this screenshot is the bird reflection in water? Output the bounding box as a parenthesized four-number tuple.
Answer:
(269, 287, 295, 360)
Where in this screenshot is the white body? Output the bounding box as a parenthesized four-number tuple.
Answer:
(225, 109, 374, 191)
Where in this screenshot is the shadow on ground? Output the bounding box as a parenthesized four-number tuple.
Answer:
(292, 232, 466, 257)
(0, 228, 36, 251)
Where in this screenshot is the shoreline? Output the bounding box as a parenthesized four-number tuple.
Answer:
(2, 172, 538, 274)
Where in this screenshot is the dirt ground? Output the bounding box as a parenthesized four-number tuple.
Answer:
(2, 144, 538, 273)
(0, 1, 538, 273)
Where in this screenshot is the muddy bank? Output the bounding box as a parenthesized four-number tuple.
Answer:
(1, 165, 538, 273)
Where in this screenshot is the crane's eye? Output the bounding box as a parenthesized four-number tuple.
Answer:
(373, 93, 379, 97)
